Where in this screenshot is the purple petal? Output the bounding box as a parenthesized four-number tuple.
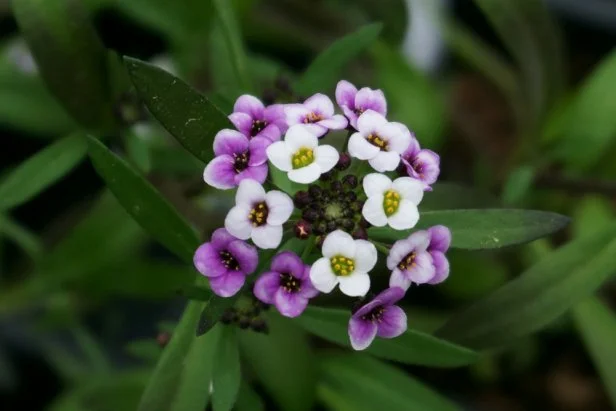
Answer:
(193, 242, 227, 278)
(414, 149, 440, 185)
(248, 137, 270, 166)
(353, 297, 383, 318)
(256, 124, 281, 142)
(376, 305, 407, 338)
(234, 95, 264, 118)
(285, 104, 310, 125)
(355, 87, 387, 116)
(203, 155, 237, 189)
(348, 317, 378, 351)
(401, 138, 420, 162)
(428, 225, 451, 252)
(209, 271, 247, 297)
(374, 287, 405, 307)
(228, 112, 253, 136)
(227, 239, 258, 274)
(386, 231, 431, 270)
(336, 80, 358, 109)
(234, 163, 268, 185)
(342, 106, 360, 129)
(298, 270, 320, 298)
(304, 93, 334, 117)
(271, 251, 305, 278)
(213, 129, 249, 156)
(405, 252, 435, 284)
(210, 227, 237, 248)
(318, 114, 348, 130)
(274, 289, 309, 318)
(264, 104, 288, 133)
(253, 271, 280, 304)
(428, 251, 450, 284)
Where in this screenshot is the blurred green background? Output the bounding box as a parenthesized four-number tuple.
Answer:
(2, 0, 616, 410)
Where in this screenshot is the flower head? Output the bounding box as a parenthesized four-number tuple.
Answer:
(386, 226, 451, 290)
(285, 93, 348, 137)
(225, 179, 293, 249)
(310, 230, 377, 297)
(336, 80, 387, 129)
(266, 125, 339, 184)
(400, 138, 440, 190)
(203, 130, 270, 189)
(229, 95, 287, 141)
(348, 110, 411, 172)
(348, 287, 407, 350)
(362, 173, 424, 230)
(253, 251, 319, 317)
(193, 228, 258, 297)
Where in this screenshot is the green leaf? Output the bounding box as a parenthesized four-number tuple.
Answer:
(436, 223, 616, 349)
(234, 383, 265, 411)
(420, 182, 499, 211)
(125, 57, 232, 163)
(573, 297, 616, 408)
(295, 23, 382, 95)
(197, 296, 238, 336)
(501, 165, 537, 206)
(369, 209, 569, 250)
(320, 355, 461, 411)
(124, 339, 162, 363)
(0, 134, 87, 210)
(86, 135, 199, 263)
(297, 306, 478, 368)
(0, 215, 42, 258)
(269, 163, 303, 196)
(12, 0, 115, 129)
(239, 314, 316, 411)
(212, 327, 241, 411)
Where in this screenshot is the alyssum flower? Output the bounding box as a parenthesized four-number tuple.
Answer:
(193, 228, 258, 297)
(267, 124, 339, 184)
(203, 129, 270, 189)
(285, 93, 348, 137)
(225, 179, 293, 249)
(229, 94, 287, 141)
(336, 80, 387, 129)
(253, 251, 319, 318)
(400, 137, 440, 190)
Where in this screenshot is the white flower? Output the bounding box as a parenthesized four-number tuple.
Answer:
(309, 230, 377, 297)
(362, 173, 424, 230)
(224, 179, 293, 249)
(348, 110, 411, 172)
(266, 124, 340, 184)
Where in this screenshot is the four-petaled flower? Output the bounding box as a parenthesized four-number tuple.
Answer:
(203, 129, 270, 189)
(336, 80, 387, 130)
(285, 93, 348, 137)
(400, 137, 440, 191)
(361, 173, 424, 230)
(225, 179, 293, 249)
(386, 225, 451, 290)
(193, 228, 258, 297)
(266, 124, 339, 183)
(310, 230, 377, 297)
(229, 95, 287, 142)
(348, 110, 411, 172)
(348, 287, 407, 350)
(253, 251, 319, 317)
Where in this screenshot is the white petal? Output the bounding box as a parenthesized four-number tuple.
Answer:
(285, 124, 318, 151)
(266, 142, 292, 172)
(310, 258, 339, 293)
(357, 110, 387, 134)
(353, 240, 378, 272)
(318, 114, 348, 130)
(265, 190, 294, 225)
(288, 163, 321, 184)
(321, 230, 356, 258)
(236, 179, 266, 206)
(348, 133, 379, 160)
(362, 196, 388, 227)
(338, 272, 370, 297)
(392, 177, 424, 205)
(386, 123, 412, 154)
(388, 200, 419, 230)
(314, 145, 339, 173)
(224, 205, 252, 240)
(363, 173, 392, 197)
(251, 224, 283, 249)
(368, 151, 400, 172)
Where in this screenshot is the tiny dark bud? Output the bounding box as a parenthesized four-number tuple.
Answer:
(359, 217, 372, 228)
(251, 318, 269, 333)
(326, 221, 338, 232)
(295, 219, 312, 239)
(294, 191, 312, 208)
(261, 88, 277, 105)
(238, 317, 251, 329)
(341, 218, 355, 230)
(345, 191, 357, 202)
(319, 170, 334, 181)
(330, 180, 343, 192)
(314, 221, 327, 235)
(308, 185, 323, 199)
(275, 76, 292, 93)
(352, 227, 368, 240)
(221, 309, 236, 324)
(343, 208, 355, 218)
(302, 208, 319, 222)
(350, 201, 363, 212)
(156, 332, 171, 348)
(342, 174, 358, 189)
(336, 152, 351, 170)
(315, 235, 325, 249)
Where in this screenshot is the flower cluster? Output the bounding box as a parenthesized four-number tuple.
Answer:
(194, 80, 448, 350)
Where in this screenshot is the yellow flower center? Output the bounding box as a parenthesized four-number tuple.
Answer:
(330, 255, 355, 276)
(397, 252, 416, 270)
(367, 133, 388, 151)
(248, 201, 269, 227)
(292, 147, 315, 169)
(383, 190, 401, 217)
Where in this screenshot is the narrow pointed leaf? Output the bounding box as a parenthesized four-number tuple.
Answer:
(436, 223, 616, 349)
(297, 306, 478, 368)
(125, 57, 232, 163)
(420, 182, 499, 211)
(86, 135, 199, 263)
(212, 327, 241, 411)
(369, 209, 569, 250)
(196, 296, 238, 336)
(0, 215, 42, 258)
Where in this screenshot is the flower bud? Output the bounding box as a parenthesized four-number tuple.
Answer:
(294, 190, 312, 208)
(342, 174, 358, 189)
(345, 191, 357, 202)
(251, 318, 269, 334)
(221, 309, 236, 324)
(319, 170, 334, 181)
(341, 218, 355, 231)
(313, 221, 327, 235)
(156, 332, 171, 348)
(330, 180, 343, 192)
(295, 219, 312, 239)
(308, 185, 323, 199)
(336, 152, 351, 170)
(352, 227, 368, 240)
(326, 221, 338, 232)
(238, 317, 251, 329)
(302, 208, 319, 222)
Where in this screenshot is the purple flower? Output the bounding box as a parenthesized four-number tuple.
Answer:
(348, 287, 407, 350)
(253, 251, 319, 317)
(285, 93, 348, 137)
(229, 95, 287, 142)
(335, 80, 387, 130)
(386, 226, 451, 290)
(400, 137, 440, 191)
(193, 228, 259, 297)
(203, 129, 270, 189)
